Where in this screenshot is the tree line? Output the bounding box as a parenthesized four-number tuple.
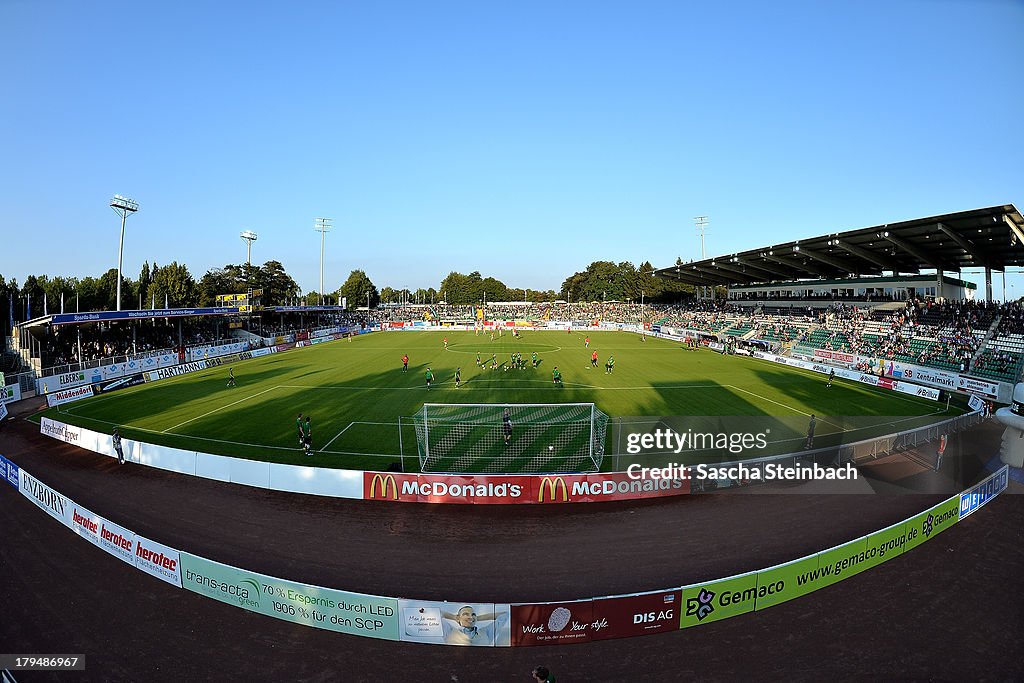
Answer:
(1, 258, 697, 337)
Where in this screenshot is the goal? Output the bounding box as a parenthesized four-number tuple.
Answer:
(413, 403, 609, 474)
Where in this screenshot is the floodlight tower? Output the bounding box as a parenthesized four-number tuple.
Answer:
(694, 216, 709, 259)
(110, 194, 139, 311)
(315, 217, 332, 305)
(240, 230, 258, 266)
(694, 216, 709, 299)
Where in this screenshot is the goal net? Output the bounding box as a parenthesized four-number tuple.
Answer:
(414, 403, 609, 474)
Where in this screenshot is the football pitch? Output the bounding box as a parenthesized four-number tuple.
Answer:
(38, 330, 962, 472)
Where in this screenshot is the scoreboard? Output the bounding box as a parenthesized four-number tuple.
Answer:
(216, 289, 263, 310)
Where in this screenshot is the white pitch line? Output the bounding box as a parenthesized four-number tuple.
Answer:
(276, 381, 723, 391)
(320, 422, 356, 452)
(161, 385, 280, 434)
(52, 412, 399, 457)
(725, 384, 844, 429)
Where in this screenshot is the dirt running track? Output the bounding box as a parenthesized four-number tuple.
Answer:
(0, 415, 1021, 682)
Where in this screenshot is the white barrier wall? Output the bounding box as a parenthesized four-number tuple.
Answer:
(39, 418, 363, 499)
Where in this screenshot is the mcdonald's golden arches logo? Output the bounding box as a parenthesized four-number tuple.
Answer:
(537, 476, 569, 503)
(369, 473, 399, 500)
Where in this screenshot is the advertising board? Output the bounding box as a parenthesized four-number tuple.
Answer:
(362, 471, 689, 504)
(46, 384, 95, 407)
(179, 553, 400, 640)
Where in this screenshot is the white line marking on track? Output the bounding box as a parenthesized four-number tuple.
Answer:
(161, 385, 281, 434)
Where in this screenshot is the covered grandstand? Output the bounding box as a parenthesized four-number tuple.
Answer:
(656, 204, 1024, 304)
(651, 205, 1024, 393)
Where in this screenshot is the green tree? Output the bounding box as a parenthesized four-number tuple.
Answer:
(197, 267, 242, 307)
(335, 269, 379, 310)
(39, 276, 78, 314)
(0, 275, 18, 335)
(252, 260, 299, 306)
(150, 262, 198, 307)
(481, 276, 508, 302)
(138, 262, 151, 307)
(439, 271, 476, 304)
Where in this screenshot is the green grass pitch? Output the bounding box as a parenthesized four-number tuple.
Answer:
(38, 330, 961, 473)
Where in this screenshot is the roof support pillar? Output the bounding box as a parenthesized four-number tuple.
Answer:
(985, 266, 993, 303)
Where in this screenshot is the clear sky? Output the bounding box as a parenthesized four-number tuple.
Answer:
(1, 0, 1021, 298)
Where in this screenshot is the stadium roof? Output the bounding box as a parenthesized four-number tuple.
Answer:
(656, 204, 1024, 288)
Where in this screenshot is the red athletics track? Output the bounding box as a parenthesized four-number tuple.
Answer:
(0, 413, 1021, 682)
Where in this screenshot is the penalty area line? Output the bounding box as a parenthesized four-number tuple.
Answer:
(320, 422, 356, 452)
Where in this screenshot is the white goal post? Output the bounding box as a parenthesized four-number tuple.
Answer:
(414, 402, 608, 474)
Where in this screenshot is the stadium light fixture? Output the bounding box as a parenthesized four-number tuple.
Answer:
(315, 218, 332, 305)
(110, 194, 139, 312)
(240, 230, 258, 267)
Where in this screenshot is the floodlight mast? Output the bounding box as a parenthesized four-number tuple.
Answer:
(694, 216, 709, 259)
(110, 194, 139, 311)
(315, 217, 332, 305)
(694, 216, 709, 299)
(240, 230, 258, 267)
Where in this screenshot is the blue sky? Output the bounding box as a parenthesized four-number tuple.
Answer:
(1, 0, 1022, 298)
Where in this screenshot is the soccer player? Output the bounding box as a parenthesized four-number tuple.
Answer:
(401, 354, 409, 372)
(585, 336, 590, 348)
(227, 367, 236, 387)
(425, 367, 434, 390)
(591, 350, 598, 368)
(532, 351, 539, 368)
(476, 352, 482, 367)
(303, 416, 313, 456)
(502, 408, 513, 446)
(490, 354, 497, 370)
(552, 366, 562, 385)
(455, 367, 462, 388)
(606, 355, 615, 374)
(826, 369, 835, 388)
(444, 336, 448, 350)
(805, 415, 816, 449)
(296, 413, 304, 447)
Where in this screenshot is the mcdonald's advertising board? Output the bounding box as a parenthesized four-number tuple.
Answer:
(363, 471, 689, 505)
(363, 472, 534, 504)
(534, 472, 689, 503)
